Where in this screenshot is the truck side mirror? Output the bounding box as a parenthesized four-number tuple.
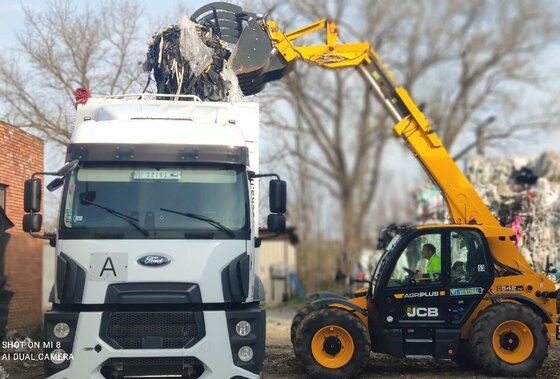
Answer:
(24, 179, 42, 213)
(46, 177, 64, 192)
(56, 159, 79, 176)
(269, 179, 286, 214)
(267, 214, 286, 234)
(23, 214, 42, 232)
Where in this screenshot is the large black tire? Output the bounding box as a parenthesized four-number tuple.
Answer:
(469, 303, 548, 377)
(290, 303, 325, 345)
(294, 308, 370, 379)
(451, 340, 476, 369)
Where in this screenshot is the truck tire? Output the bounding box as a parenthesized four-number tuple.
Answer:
(469, 303, 548, 377)
(290, 303, 324, 345)
(294, 308, 370, 379)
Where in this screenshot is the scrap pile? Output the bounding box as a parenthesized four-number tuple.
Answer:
(413, 185, 446, 224)
(413, 151, 560, 273)
(143, 17, 243, 101)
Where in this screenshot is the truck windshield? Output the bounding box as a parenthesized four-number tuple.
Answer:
(61, 165, 249, 239)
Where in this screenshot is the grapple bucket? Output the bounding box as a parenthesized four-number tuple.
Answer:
(191, 2, 292, 95)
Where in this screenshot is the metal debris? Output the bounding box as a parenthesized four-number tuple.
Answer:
(143, 17, 242, 101)
(413, 152, 560, 273)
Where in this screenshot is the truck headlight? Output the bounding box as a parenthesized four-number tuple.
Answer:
(50, 349, 67, 365)
(238, 346, 254, 362)
(235, 320, 251, 336)
(53, 322, 70, 339)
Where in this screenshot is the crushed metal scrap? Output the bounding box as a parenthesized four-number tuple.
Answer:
(143, 17, 242, 102)
(413, 151, 560, 273)
(144, 2, 291, 101)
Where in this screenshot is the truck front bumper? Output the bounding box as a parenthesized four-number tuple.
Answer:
(44, 308, 265, 379)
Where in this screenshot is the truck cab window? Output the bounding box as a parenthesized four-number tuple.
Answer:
(387, 233, 442, 288)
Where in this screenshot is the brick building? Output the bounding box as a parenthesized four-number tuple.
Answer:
(0, 121, 44, 329)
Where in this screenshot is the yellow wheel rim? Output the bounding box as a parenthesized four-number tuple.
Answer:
(311, 325, 354, 368)
(492, 320, 534, 364)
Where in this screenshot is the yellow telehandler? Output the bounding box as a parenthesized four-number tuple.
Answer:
(191, 3, 559, 378)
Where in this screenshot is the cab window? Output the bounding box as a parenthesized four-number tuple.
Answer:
(387, 233, 442, 288)
(450, 230, 489, 286)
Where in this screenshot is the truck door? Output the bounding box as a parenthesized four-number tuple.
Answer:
(374, 230, 449, 357)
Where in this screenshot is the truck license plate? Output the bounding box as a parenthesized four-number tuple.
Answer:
(133, 170, 181, 180)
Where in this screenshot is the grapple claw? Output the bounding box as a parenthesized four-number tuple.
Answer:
(191, 2, 291, 95)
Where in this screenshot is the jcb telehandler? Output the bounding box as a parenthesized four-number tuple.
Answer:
(192, 3, 559, 378)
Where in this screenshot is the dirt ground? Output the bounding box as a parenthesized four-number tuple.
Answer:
(2, 309, 558, 378)
(265, 308, 560, 379)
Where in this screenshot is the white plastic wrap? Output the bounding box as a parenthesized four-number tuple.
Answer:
(178, 16, 214, 77)
(221, 64, 244, 102)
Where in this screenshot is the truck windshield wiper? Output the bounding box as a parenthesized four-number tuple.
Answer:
(81, 199, 149, 237)
(160, 208, 235, 237)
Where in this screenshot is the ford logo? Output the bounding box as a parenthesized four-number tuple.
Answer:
(138, 254, 171, 267)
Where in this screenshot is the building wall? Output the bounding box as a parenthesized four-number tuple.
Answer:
(0, 122, 44, 328)
(257, 240, 297, 305)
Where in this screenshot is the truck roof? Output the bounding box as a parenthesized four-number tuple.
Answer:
(72, 94, 258, 149)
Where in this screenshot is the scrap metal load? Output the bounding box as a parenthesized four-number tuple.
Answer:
(144, 2, 292, 100)
(414, 151, 560, 273)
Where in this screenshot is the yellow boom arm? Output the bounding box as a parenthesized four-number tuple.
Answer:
(267, 19, 500, 227)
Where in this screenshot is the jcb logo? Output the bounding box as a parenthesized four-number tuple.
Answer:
(406, 306, 439, 318)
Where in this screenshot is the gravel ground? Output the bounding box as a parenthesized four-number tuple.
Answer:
(265, 308, 560, 379)
(2, 308, 558, 378)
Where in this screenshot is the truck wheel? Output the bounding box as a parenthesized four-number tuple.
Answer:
(291, 303, 324, 345)
(469, 303, 548, 377)
(294, 308, 370, 379)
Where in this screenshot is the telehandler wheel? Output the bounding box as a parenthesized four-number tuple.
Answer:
(469, 303, 548, 377)
(290, 303, 324, 345)
(451, 340, 476, 369)
(294, 308, 370, 379)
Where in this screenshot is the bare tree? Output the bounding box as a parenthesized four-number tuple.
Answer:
(259, 0, 560, 276)
(0, 0, 144, 145)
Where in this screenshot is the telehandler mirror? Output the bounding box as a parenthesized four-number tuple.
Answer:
(24, 179, 42, 213)
(269, 179, 286, 214)
(23, 214, 42, 233)
(267, 214, 286, 234)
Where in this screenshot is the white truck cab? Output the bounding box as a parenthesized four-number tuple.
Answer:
(22, 94, 287, 379)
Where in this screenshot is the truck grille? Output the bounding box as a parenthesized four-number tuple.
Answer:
(101, 311, 204, 349)
(100, 357, 204, 379)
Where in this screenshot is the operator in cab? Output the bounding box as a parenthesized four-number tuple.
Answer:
(413, 243, 441, 282)
(422, 243, 441, 275)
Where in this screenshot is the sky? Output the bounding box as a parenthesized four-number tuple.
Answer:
(0, 0, 211, 45)
(1, 0, 559, 229)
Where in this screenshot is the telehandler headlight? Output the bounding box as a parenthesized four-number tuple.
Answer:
(235, 320, 251, 336)
(238, 346, 254, 362)
(53, 322, 70, 339)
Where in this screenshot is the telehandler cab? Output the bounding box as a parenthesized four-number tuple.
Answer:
(192, 3, 559, 378)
